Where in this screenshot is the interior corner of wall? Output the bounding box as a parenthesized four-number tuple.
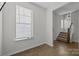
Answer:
(47, 43, 53, 47)
(45, 41, 53, 47)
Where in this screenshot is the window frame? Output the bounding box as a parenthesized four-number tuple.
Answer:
(15, 5, 33, 41)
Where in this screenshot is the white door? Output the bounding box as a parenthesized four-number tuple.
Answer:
(0, 11, 2, 55)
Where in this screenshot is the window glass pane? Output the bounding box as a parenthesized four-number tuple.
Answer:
(25, 17, 31, 23)
(20, 16, 31, 23)
(20, 16, 26, 23)
(24, 8, 32, 16)
(25, 24, 31, 33)
(16, 24, 31, 38)
(61, 20, 63, 28)
(16, 24, 25, 38)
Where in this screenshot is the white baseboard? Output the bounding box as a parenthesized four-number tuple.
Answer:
(45, 42, 53, 47)
(2, 42, 46, 56)
(47, 43, 53, 47)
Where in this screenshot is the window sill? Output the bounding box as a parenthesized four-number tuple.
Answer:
(15, 37, 32, 41)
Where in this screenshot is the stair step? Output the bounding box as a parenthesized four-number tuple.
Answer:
(58, 35, 68, 37)
(56, 32, 68, 42)
(58, 36, 68, 38)
(59, 34, 68, 35)
(59, 34, 68, 36)
(57, 39, 67, 42)
(57, 37, 67, 39)
(60, 32, 68, 34)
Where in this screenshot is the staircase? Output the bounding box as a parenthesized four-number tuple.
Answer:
(56, 32, 69, 43)
(56, 23, 73, 43)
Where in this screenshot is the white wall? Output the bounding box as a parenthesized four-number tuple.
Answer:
(46, 9, 53, 46)
(71, 10, 79, 42)
(0, 11, 2, 55)
(2, 2, 46, 55)
(53, 12, 62, 40)
(77, 10, 79, 43)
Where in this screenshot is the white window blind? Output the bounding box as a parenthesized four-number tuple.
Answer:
(16, 5, 33, 39)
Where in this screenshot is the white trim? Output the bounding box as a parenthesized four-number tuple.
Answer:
(15, 36, 33, 41)
(45, 42, 53, 47)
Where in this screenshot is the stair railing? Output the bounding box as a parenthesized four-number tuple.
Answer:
(67, 23, 73, 43)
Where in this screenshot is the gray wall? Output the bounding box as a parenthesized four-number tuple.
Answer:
(71, 10, 79, 42)
(46, 9, 53, 46)
(0, 11, 2, 55)
(2, 2, 46, 55)
(77, 10, 79, 42)
(53, 12, 62, 40)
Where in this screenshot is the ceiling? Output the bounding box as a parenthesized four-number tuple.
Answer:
(33, 2, 69, 10)
(1, 2, 78, 15)
(33, 2, 79, 15)
(54, 2, 79, 15)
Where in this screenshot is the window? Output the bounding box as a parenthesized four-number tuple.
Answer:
(61, 19, 64, 29)
(16, 5, 33, 40)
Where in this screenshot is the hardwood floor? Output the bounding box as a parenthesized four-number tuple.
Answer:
(13, 40, 79, 56)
